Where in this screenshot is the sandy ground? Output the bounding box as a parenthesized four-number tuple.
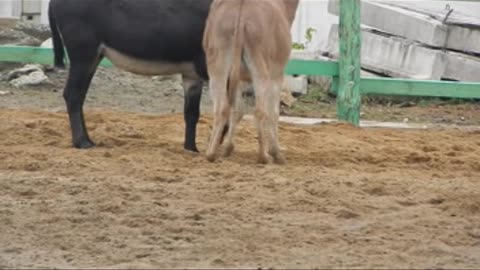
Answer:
(0, 67, 479, 269)
(0, 107, 479, 269)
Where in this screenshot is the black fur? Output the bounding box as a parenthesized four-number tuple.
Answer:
(49, 0, 213, 152)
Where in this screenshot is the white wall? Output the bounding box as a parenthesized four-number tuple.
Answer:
(0, 0, 21, 18)
(40, 0, 49, 24)
(291, 0, 338, 52)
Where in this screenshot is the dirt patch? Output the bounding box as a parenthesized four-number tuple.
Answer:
(0, 108, 479, 269)
(0, 67, 212, 115)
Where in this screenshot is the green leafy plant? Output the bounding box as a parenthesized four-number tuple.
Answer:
(292, 27, 317, 50)
(292, 42, 305, 50)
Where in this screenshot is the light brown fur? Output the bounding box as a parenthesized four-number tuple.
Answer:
(203, 0, 299, 164)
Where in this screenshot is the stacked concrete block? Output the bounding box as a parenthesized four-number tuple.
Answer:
(328, 0, 447, 48)
(384, 1, 480, 54)
(327, 0, 480, 82)
(445, 25, 480, 55)
(444, 52, 480, 82)
(326, 24, 446, 80)
(328, 0, 480, 54)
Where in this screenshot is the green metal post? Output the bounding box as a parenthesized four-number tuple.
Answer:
(337, 0, 362, 126)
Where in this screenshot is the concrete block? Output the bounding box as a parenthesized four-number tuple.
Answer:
(383, 1, 480, 27)
(328, 0, 446, 47)
(290, 49, 322, 61)
(328, 0, 480, 54)
(444, 52, 480, 82)
(326, 24, 447, 80)
(445, 25, 480, 55)
(385, 1, 480, 54)
(284, 75, 308, 96)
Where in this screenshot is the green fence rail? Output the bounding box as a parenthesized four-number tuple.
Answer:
(0, 45, 341, 75)
(0, 45, 114, 67)
(285, 59, 339, 76)
(1, 45, 479, 99)
(331, 77, 480, 99)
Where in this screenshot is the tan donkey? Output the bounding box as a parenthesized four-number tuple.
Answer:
(203, 0, 299, 164)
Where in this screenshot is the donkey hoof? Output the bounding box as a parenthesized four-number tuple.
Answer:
(73, 138, 95, 149)
(206, 153, 218, 163)
(257, 154, 270, 165)
(223, 144, 235, 157)
(273, 155, 286, 165)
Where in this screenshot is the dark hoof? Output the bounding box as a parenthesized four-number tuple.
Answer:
(73, 138, 95, 149)
(273, 155, 286, 165)
(257, 154, 270, 165)
(206, 153, 218, 163)
(54, 63, 66, 69)
(184, 144, 199, 153)
(223, 144, 235, 157)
